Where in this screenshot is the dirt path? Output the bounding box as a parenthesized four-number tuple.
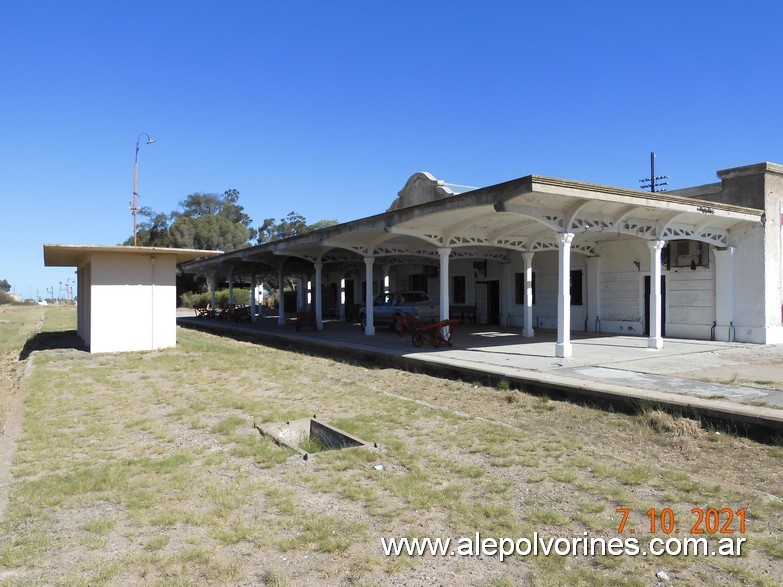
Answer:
(0, 357, 33, 518)
(0, 312, 43, 519)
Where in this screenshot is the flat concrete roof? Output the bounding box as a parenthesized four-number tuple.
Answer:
(43, 244, 223, 267)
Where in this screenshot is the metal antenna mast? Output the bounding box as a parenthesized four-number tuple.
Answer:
(639, 152, 668, 193)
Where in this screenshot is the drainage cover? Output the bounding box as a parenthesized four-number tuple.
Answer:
(254, 418, 368, 457)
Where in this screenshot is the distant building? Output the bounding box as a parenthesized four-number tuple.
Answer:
(181, 162, 782, 358)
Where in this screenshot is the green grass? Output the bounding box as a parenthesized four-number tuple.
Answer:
(616, 465, 655, 485)
(526, 509, 569, 526)
(280, 515, 366, 552)
(82, 517, 117, 534)
(0, 304, 44, 356)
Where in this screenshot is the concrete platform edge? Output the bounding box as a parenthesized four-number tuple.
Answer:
(178, 319, 783, 434)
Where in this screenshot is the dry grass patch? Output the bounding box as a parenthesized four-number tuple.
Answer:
(0, 306, 781, 586)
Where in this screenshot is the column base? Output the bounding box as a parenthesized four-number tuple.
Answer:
(555, 341, 572, 358)
(277, 316, 286, 326)
(523, 328, 535, 338)
(364, 325, 375, 336)
(647, 336, 663, 349)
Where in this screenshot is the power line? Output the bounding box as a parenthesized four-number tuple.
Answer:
(639, 151, 668, 193)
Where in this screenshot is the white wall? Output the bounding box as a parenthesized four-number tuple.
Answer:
(81, 263, 92, 349)
(593, 238, 644, 334)
(498, 251, 587, 331)
(594, 238, 722, 339)
(665, 263, 715, 340)
(88, 252, 177, 353)
(728, 222, 766, 342)
(335, 230, 773, 344)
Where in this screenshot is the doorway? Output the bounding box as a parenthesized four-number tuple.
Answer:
(643, 275, 666, 336)
(475, 280, 500, 325)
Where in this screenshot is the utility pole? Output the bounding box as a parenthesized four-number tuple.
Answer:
(131, 133, 156, 246)
(639, 152, 669, 193)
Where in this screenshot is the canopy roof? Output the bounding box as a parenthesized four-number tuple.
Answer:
(180, 172, 763, 279)
(44, 244, 222, 267)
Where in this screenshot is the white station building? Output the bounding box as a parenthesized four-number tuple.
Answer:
(181, 161, 782, 357)
(44, 245, 220, 353)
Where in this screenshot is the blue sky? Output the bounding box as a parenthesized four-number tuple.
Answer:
(2, 0, 782, 299)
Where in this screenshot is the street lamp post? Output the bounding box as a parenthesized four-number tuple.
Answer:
(130, 133, 156, 246)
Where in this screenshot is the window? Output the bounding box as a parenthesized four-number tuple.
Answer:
(409, 274, 428, 293)
(514, 273, 524, 304)
(570, 270, 583, 306)
(665, 240, 710, 269)
(453, 275, 466, 304)
(514, 272, 536, 305)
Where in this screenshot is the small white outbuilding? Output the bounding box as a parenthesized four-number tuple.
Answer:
(43, 245, 221, 353)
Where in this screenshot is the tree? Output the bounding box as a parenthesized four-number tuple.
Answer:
(124, 191, 337, 252)
(125, 189, 256, 250)
(174, 188, 255, 239)
(125, 207, 172, 247)
(0, 279, 10, 292)
(170, 214, 252, 251)
(257, 212, 338, 243)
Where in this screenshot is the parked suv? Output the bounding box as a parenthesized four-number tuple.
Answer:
(359, 291, 439, 330)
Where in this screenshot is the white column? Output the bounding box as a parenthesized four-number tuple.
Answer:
(314, 262, 324, 330)
(339, 277, 346, 321)
(250, 274, 257, 322)
(383, 266, 391, 294)
(500, 262, 512, 326)
(227, 272, 234, 305)
(296, 278, 305, 311)
(648, 240, 665, 349)
(714, 247, 736, 341)
(586, 256, 601, 333)
(522, 252, 535, 338)
(556, 233, 574, 358)
(364, 257, 375, 335)
(438, 248, 451, 322)
(209, 274, 217, 311)
(277, 267, 286, 326)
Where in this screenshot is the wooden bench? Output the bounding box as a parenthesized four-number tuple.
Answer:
(450, 304, 477, 324)
(194, 304, 215, 319)
(216, 304, 251, 323)
(296, 311, 317, 331)
(230, 304, 252, 323)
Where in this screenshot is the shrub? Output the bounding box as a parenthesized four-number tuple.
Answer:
(180, 289, 251, 308)
(179, 292, 200, 308)
(215, 288, 250, 307)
